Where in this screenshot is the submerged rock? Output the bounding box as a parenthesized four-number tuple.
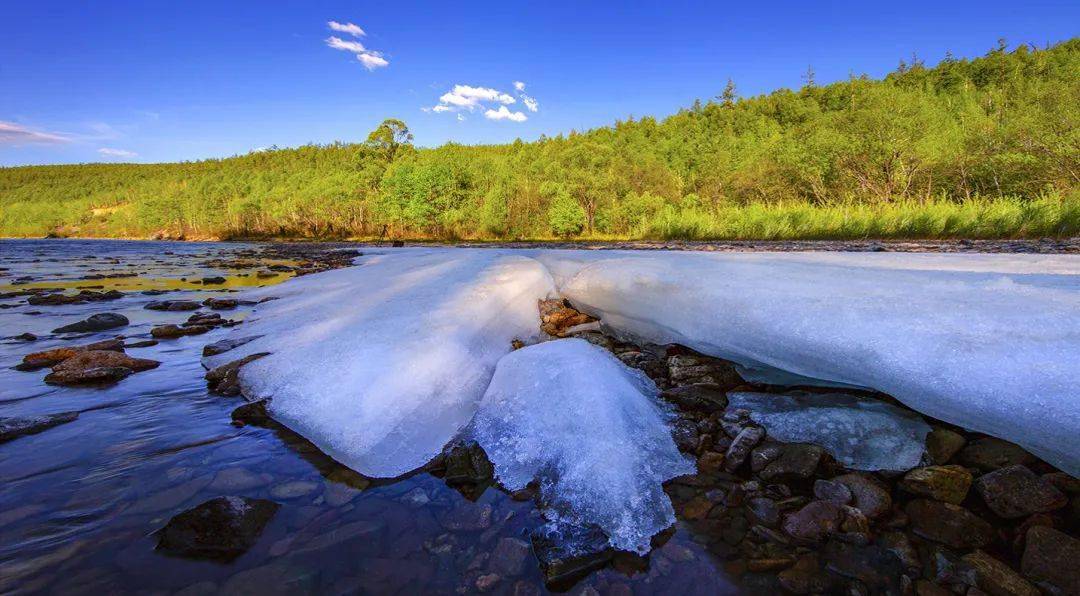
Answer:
(52, 312, 129, 334)
(152, 324, 211, 339)
(145, 300, 201, 311)
(660, 384, 729, 412)
(727, 391, 930, 472)
(44, 350, 160, 386)
(203, 336, 262, 358)
(156, 496, 279, 562)
(530, 523, 613, 591)
(0, 411, 79, 443)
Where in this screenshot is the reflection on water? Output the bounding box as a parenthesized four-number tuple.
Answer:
(0, 240, 735, 595)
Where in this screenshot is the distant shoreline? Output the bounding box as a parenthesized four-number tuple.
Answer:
(4, 236, 1078, 254)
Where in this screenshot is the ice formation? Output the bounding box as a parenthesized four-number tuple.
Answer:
(534, 250, 1080, 476)
(203, 250, 555, 478)
(727, 392, 931, 471)
(470, 339, 695, 553)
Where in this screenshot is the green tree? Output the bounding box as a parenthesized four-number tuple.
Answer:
(547, 191, 587, 236)
(366, 119, 413, 163)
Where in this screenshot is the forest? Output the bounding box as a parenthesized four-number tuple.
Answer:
(1, 39, 1077, 241)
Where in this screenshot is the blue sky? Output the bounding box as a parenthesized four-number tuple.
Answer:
(2, 1, 1077, 166)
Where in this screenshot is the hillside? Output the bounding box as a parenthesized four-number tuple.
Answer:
(2, 39, 1078, 241)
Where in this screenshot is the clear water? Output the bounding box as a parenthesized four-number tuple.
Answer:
(0, 240, 736, 595)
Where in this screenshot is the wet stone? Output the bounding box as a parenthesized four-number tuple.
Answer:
(723, 426, 764, 472)
(778, 555, 835, 594)
(44, 350, 160, 386)
(926, 427, 966, 465)
(973, 465, 1067, 518)
(0, 411, 79, 443)
(757, 443, 824, 482)
(270, 481, 318, 500)
(666, 353, 743, 388)
(438, 502, 493, 531)
(530, 523, 613, 591)
(231, 399, 271, 426)
(660, 384, 729, 412)
(156, 496, 280, 562)
(145, 300, 202, 311)
(832, 473, 892, 519)
(905, 499, 994, 549)
(489, 537, 531, 577)
(152, 324, 212, 339)
(899, 465, 973, 504)
(823, 540, 905, 593)
(52, 312, 129, 333)
(203, 335, 261, 357)
(957, 437, 1036, 472)
(1021, 526, 1080, 595)
(813, 479, 852, 505)
(959, 550, 1039, 596)
(782, 500, 844, 543)
(205, 352, 270, 396)
(18, 338, 124, 370)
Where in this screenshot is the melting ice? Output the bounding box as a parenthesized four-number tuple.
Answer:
(470, 338, 695, 553)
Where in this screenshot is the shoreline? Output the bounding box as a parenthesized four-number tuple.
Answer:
(4, 236, 1080, 254)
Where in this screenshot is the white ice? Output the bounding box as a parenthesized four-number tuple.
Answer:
(203, 249, 555, 478)
(728, 391, 931, 471)
(533, 250, 1080, 476)
(470, 338, 695, 553)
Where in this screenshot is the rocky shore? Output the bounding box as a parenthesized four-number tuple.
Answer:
(2, 240, 1078, 595)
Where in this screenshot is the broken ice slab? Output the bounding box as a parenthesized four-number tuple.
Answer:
(728, 391, 931, 472)
(472, 338, 695, 553)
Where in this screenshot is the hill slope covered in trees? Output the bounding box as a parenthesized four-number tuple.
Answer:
(2, 39, 1078, 240)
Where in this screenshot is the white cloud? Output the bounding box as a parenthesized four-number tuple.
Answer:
(438, 85, 516, 110)
(514, 81, 526, 91)
(325, 36, 367, 54)
(457, 114, 466, 122)
(484, 105, 528, 122)
(521, 96, 539, 112)
(325, 21, 388, 70)
(0, 121, 69, 144)
(356, 52, 388, 70)
(328, 21, 365, 37)
(97, 147, 137, 158)
(432, 105, 453, 113)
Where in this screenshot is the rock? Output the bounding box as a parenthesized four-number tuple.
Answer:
(44, 350, 160, 386)
(203, 336, 261, 357)
(145, 300, 201, 311)
(813, 479, 852, 505)
(959, 550, 1039, 596)
(489, 537, 531, 577)
(52, 312, 129, 333)
(723, 426, 765, 472)
(205, 353, 270, 396)
(0, 411, 79, 443)
(204, 298, 239, 310)
(202, 276, 227, 284)
(538, 299, 596, 337)
(778, 555, 835, 594)
(290, 519, 385, 555)
(974, 465, 1067, 519)
(899, 465, 973, 504)
(1021, 526, 1080, 595)
(681, 495, 715, 520)
(926, 427, 966, 464)
(758, 443, 824, 482)
(958, 438, 1036, 472)
(156, 496, 279, 562)
(124, 340, 158, 348)
(877, 530, 921, 571)
(209, 468, 269, 492)
(269, 481, 318, 500)
(440, 441, 494, 499)
(697, 451, 725, 474)
(823, 540, 905, 593)
(671, 417, 700, 452)
(231, 400, 271, 426)
(782, 501, 844, 543)
(152, 324, 212, 339)
(17, 338, 123, 370)
(475, 573, 500, 592)
(748, 497, 781, 527)
(661, 384, 729, 412)
(905, 499, 994, 549)
(530, 523, 613, 591)
(11, 332, 37, 341)
(666, 354, 743, 388)
(833, 473, 892, 519)
(438, 503, 492, 531)
(219, 561, 318, 596)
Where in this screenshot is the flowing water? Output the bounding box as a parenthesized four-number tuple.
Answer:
(0, 240, 736, 595)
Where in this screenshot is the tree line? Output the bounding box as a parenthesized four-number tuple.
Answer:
(1, 39, 1077, 240)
